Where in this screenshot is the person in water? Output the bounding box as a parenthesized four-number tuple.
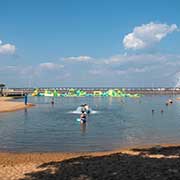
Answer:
(84, 104, 90, 114)
(80, 104, 86, 112)
(165, 99, 173, 106)
(80, 111, 87, 124)
(24, 93, 28, 105)
(168, 99, 173, 104)
(51, 97, 54, 105)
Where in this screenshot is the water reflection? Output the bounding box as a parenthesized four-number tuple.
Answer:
(24, 108, 28, 120)
(80, 123, 87, 135)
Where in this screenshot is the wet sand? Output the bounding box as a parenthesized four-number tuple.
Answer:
(1, 144, 180, 180)
(0, 97, 34, 113)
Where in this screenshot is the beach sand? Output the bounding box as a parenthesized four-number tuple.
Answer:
(0, 97, 34, 113)
(1, 144, 180, 180)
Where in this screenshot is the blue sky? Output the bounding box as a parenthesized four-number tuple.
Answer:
(0, 0, 180, 87)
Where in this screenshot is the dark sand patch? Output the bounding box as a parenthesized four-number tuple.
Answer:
(1, 145, 180, 180)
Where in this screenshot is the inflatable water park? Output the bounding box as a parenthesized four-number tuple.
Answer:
(32, 88, 142, 98)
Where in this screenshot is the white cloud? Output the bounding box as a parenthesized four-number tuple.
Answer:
(1, 52, 180, 87)
(18, 63, 64, 77)
(123, 22, 178, 50)
(39, 62, 64, 70)
(0, 39, 16, 54)
(104, 53, 168, 65)
(63, 55, 92, 62)
(0, 43, 16, 54)
(87, 53, 180, 86)
(0, 65, 19, 72)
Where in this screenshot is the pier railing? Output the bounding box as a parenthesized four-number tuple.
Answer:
(3, 89, 25, 97)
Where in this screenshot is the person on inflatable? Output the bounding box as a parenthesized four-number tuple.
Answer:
(84, 104, 90, 114)
(80, 111, 87, 124)
(80, 104, 86, 112)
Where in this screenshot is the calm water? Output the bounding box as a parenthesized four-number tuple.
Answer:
(0, 96, 180, 152)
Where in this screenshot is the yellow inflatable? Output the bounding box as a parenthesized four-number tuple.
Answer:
(93, 91, 102, 96)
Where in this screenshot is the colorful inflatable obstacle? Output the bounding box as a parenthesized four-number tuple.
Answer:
(43, 89, 60, 97)
(76, 90, 87, 96)
(31, 88, 142, 98)
(53, 90, 60, 97)
(32, 89, 60, 97)
(44, 90, 54, 97)
(32, 89, 44, 96)
(32, 89, 39, 96)
(67, 88, 77, 96)
(93, 91, 102, 96)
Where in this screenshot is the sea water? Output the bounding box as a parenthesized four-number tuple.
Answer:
(0, 95, 180, 152)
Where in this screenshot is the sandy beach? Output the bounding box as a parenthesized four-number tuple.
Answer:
(0, 144, 180, 180)
(0, 97, 34, 113)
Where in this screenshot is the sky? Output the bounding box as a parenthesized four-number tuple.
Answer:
(0, 0, 180, 87)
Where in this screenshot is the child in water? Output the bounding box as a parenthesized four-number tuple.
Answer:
(51, 97, 54, 105)
(80, 111, 87, 124)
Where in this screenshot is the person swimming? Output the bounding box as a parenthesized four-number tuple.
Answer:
(168, 99, 173, 104)
(165, 99, 173, 106)
(80, 111, 87, 124)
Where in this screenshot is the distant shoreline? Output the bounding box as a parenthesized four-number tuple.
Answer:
(3, 87, 180, 96)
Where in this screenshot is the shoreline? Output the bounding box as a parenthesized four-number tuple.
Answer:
(0, 97, 35, 113)
(0, 143, 180, 179)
